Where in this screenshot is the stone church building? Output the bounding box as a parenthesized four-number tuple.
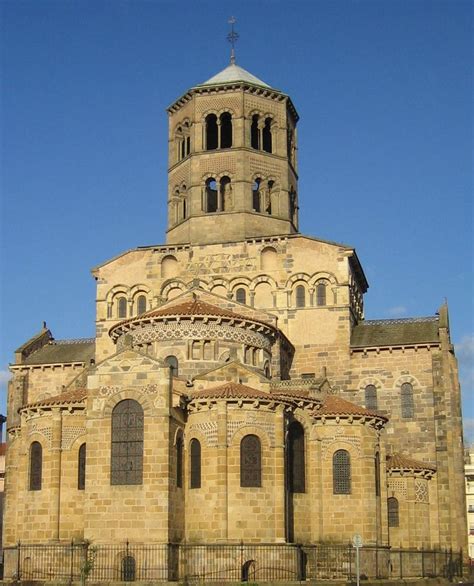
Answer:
(3, 60, 467, 571)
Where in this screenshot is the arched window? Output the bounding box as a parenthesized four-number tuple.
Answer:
(289, 188, 297, 223)
(316, 282, 327, 306)
(252, 347, 259, 366)
(78, 443, 86, 490)
(29, 441, 42, 491)
(374, 452, 380, 497)
(164, 355, 178, 375)
(117, 297, 127, 319)
(161, 255, 178, 279)
(240, 434, 261, 487)
(121, 556, 136, 582)
(111, 400, 144, 485)
(182, 197, 187, 219)
(203, 341, 212, 360)
(295, 285, 306, 308)
(205, 114, 218, 150)
(401, 382, 414, 419)
(288, 422, 305, 493)
(136, 295, 147, 316)
(220, 176, 231, 211)
(251, 114, 260, 149)
(333, 449, 351, 494)
(176, 435, 183, 488)
(205, 178, 218, 213)
(191, 340, 201, 360)
(235, 288, 246, 304)
(264, 361, 271, 378)
(220, 112, 232, 148)
(388, 497, 399, 527)
(190, 439, 201, 489)
(262, 117, 272, 153)
(365, 384, 378, 410)
(252, 179, 261, 212)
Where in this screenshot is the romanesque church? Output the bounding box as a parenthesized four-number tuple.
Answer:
(3, 57, 467, 577)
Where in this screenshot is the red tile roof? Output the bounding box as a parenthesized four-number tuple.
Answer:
(387, 453, 436, 471)
(314, 395, 388, 419)
(25, 388, 87, 409)
(190, 382, 273, 401)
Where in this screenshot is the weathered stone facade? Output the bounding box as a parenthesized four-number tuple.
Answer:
(3, 60, 467, 577)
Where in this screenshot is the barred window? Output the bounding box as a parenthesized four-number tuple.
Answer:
(122, 555, 136, 582)
(176, 435, 183, 488)
(401, 383, 414, 419)
(333, 449, 351, 494)
(240, 434, 261, 487)
(78, 443, 86, 490)
(117, 297, 127, 319)
(190, 439, 201, 489)
(316, 282, 327, 306)
(365, 384, 378, 410)
(295, 285, 306, 308)
(29, 441, 42, 491)
(375, 452, 380, 497)
(111, 400, 144, 485)
(388, 497, 399, 527)
(136, 295, 147, 315)
(236, 288, 246, 304)
(288, 422, 305, 493)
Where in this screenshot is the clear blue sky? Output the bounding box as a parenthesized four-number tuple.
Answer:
(1, 1, 473, 437)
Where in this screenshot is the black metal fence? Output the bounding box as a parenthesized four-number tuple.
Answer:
(7, 541, 463, 583)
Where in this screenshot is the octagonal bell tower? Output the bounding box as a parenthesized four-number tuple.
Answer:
(166, 61, 299, 245)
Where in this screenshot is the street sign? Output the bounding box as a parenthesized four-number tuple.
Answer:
(352, 534, 363, 548)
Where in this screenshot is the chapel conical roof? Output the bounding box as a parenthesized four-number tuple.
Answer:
(197, 63, 273, 89)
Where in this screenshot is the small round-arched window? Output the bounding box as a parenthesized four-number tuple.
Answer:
(164, 355, 178, 375)
(235, 288, 247, 304)
(136, 295, 147, 315)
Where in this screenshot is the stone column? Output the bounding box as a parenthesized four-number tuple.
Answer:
(50, 408, 63, 541)
(274, 405, 286, 542)
(217, 401, 228, 540)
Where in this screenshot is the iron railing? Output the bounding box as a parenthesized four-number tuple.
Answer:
(6, 541, 463, 583)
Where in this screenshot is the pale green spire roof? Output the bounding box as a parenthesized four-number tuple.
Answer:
(197, 63, 273, 89)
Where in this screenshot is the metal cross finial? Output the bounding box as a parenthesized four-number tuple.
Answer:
(227, 16, 239, 65)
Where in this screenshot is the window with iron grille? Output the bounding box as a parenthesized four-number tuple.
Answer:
(288, 422, 305, 493)
(388, 497, 399, 527)
(190, 439, 201, 488)
(365, 384, 378, 410)
(176, 435, 183, 488)
(29, 441, 42, 491)
(78, 443, 86, 490)
(333, 449, 351, 494)
(375, 452, 380, 497)
(295, 285, 306, 308)
(240, 434, 261, 487)
(401, 383, 414, 419)
(117, 297, 127, 318)
(111, 399, 144, 485)
(136, 295, 147, 315)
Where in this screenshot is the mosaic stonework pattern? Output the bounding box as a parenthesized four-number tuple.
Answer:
(61, 426, 86, 450)
(187, 421, 218, 446)
(415, 480, 429, 503)
(388, 478, 408, 498)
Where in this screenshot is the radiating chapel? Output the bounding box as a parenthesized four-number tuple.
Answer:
(4, 56, 467, 562)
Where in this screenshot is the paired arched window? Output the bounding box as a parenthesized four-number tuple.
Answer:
(288, 422, 305, 493)
(295, 285, 306, 308)
(117, 297, 127, 319)
(401, 382, 414, 419)
(190, 439, 201, 489)
(316, 282, 327, 306)
(176, 435, 183, 488)
(252, 178, 274, 214)
(251, 114, 273, 153)
(388, 497, 399, 527)
(365, 384, 378, 410)
(240, 434, 262, 487)
(235, 288, 247, 304)
(176, 121, 191, 161)
(29, 441, 42, 491)
(205, 113, 233, 150)
(205, 177, 231, 213)
(136, 295, 147, 316)
(78, 443, 86, 490)
(333, 449, 351, 494)
(111, 400, 144, 485)
(164, 355, 179, 376)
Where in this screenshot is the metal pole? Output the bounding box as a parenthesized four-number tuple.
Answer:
(16, 541, 21, 581)
(356, 545, 360, 586)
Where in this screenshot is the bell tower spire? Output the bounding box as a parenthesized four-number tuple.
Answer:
(165, 54, 299, 245)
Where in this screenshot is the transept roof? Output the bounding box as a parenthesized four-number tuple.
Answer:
(387, 453, 436, 472)
(351, 317, 439, 348)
